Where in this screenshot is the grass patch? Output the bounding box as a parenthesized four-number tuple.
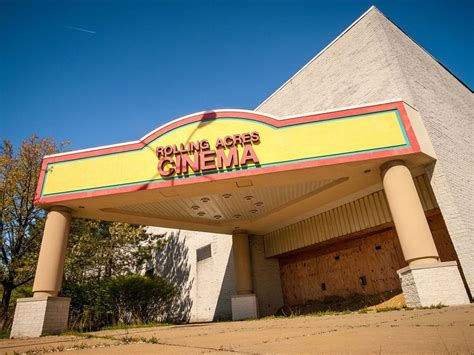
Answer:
(311, 310, 338, 317)
(0, 328, 10, 339)
(274, 290, 404, 317)
(101, 322, 170, 331)
(60, 330, 93, 338)
(376, 306, 402, 313)
(426, 303, 446, 309)
(261, 309, 357, 319)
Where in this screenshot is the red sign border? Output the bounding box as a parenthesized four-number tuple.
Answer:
(35, 101, 420, 205)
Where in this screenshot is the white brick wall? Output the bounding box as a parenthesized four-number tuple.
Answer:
(256, 7, 474, 297)
(10, 297, 70, 338)
(150, 229, 284, 321)
(398, 262, 469, 307)
(150, 227, 235, 322)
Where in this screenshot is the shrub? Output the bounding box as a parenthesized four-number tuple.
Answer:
(106, 274, 175, 324)
(62, 274, 175, 331)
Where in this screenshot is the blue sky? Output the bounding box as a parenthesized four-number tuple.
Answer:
(1, 0, 472, 151)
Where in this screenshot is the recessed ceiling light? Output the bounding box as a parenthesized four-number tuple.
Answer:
(78, 206, 85, 209)
(233, 214, 241, 219)
(200, 197, 210, 203)
(197, 212, 205, 216)
(191, 205, 200, 210)
(244, 195, 254, 201)
(222, 194, 232, 199)
(255, 202, 264, 207)
(364, 169, 372, 173)
(250, 209, 258, 214)
(214, 215, 222, 220)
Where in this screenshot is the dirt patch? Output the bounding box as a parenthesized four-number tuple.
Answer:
(276, 290, 404, 316)
(368, 293, 406, 310)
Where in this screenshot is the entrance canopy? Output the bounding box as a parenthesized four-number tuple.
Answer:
(35, 101, 435, 234)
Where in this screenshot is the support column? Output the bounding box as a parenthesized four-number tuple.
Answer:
(10, 207, 72, 338)
(382, 160, 439, 266)
(382, 161, 469, 307)
(231, 231, 258, 320)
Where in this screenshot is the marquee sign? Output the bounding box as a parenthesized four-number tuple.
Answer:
(156, 131, 261, 177)
(35, 101, 420, 204)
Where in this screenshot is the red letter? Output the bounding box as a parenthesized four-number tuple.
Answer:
(240, 145, 260, 166)
(175, 154, 182, 174)
(215, 137, 225, 149)
(224, 136, 234, 147)
(233, 134, 243, 146)
(200, 150, 216, 171)
(181, 152, 200, 174)
(157, 157, 175, 177)
(156, 146, 164, 158)
(164, 145, 174, 156)
(188, 141, 200, 153)
(200, 140, 210, 150)
(216, 146, 239, 169)
(242, 133, 251, 144)
(251, 131, 260, 143)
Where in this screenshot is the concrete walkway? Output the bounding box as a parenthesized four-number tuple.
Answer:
(1, 305, 473, 354)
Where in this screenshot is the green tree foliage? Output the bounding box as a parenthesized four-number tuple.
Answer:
(1, 135, 173, 332)
(62, 221, 172, 330)
(64, 219, 166, 283)
(0, 136, 62, 329)
(63, 275, 175, 331)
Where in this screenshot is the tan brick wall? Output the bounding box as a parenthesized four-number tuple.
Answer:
(249, 235, 284, 316)
(256, 7, 474, 296)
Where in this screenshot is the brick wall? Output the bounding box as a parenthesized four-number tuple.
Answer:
(398, 262, 469, 307)
(256, 7, 474, 296)
(249, 235, 284, 316)
(150, 227, 235, 322)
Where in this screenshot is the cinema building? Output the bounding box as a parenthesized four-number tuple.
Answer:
(11, 6, 473, 337)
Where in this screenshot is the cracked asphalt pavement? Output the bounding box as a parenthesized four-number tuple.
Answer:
(1, 305, 473, 354)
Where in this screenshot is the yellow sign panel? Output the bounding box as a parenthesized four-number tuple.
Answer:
(37, 103, 417, 204)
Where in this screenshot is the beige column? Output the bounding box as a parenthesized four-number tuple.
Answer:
(381, 160, 439, 266)
(232, 231, 253, 295)
(33, 207, 72, 297)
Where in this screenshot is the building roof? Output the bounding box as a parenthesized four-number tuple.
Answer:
(256, 6, 471, 117)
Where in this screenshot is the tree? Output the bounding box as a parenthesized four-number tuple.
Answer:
(64, 219, 166, 283)
(0, 136, 62, 329)
(62, 221, 169, 330)
(0, 135, 168, 331)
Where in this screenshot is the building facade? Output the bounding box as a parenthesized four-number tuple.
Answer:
(10, 6, 472, 337)
(143, 6, 473, 322)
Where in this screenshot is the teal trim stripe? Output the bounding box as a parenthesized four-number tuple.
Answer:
(41, 109, 409, 198)
(42, 143, 409, 198)
(45, 109, 403, 166)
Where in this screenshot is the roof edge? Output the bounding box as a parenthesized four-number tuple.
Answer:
(255, 5, 377, 110)
(256, 5, 472, 110)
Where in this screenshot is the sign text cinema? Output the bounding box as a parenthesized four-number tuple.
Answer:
(156, 132, 261, 177)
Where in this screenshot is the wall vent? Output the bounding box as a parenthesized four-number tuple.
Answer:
(196, 244, 212, 262)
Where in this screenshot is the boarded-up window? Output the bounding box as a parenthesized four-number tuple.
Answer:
(196, 244, 212, 262)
